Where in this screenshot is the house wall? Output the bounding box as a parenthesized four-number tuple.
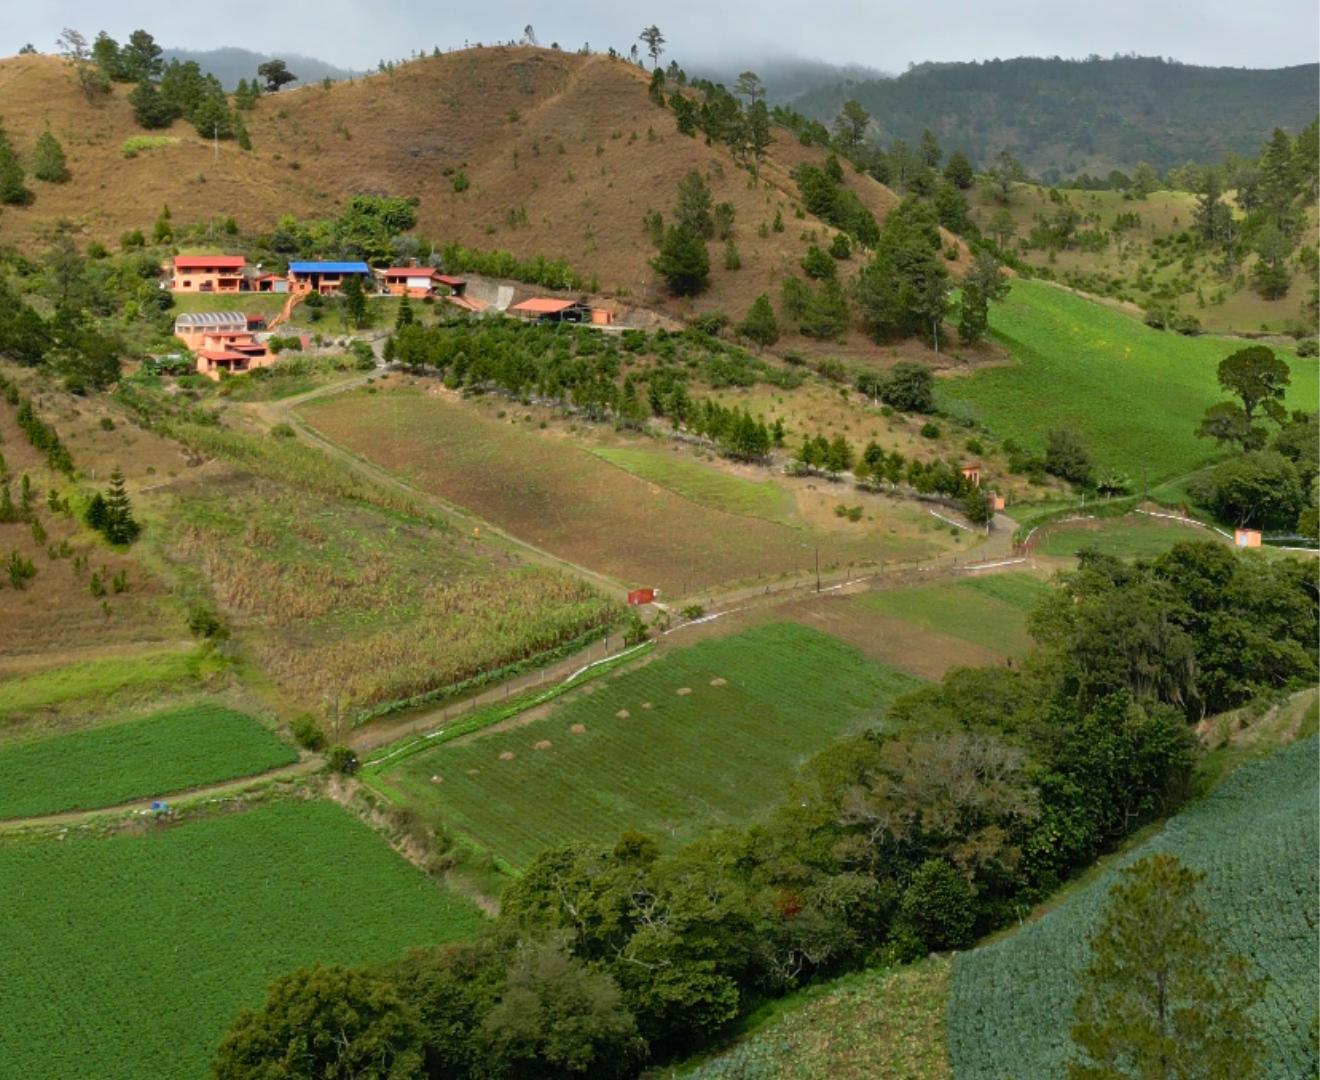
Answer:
(172, 268, 245, 293)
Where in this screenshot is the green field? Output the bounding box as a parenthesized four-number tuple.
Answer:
(371, 624, 919, 868)
(0, 799, 483, 1080)
(947, 737, 1320, 1079)
(591, 445, 798, 525)
(853, 573, 1050, 658)
(936, 280, 1318, 482)
(1038, 514, 1222, 559)
(685, 959, 951, 1080)
(0, 648, 207, 719)
(0, 703, 298, 819)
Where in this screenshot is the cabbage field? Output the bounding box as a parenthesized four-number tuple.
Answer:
(0, 799, 483, 1079)
(947, 737, 1319, 1079)
(0, 702, 298, 819)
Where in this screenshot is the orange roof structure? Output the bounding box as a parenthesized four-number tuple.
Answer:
(509, 298, 579, 314)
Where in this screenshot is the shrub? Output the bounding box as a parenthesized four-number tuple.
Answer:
(326, 744, 359, 774)
(290, 715, 326, 752)
(1295, 339, 1318, 357)
(270, 423, 296, 439)
(681, 603, 705, 620)
(452, 171, 470, 193)
(186, 602, 228, 640)
(920, 422, 941, 439)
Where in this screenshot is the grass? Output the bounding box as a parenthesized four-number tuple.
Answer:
(0, 647, 207, 719)
(170, 292, 286, 316)
(371, 623, 919, 868)
(852, 572, 1050, 658)
(590, 445, 798, 525)
(120, 134, 178, 157)
(156, 471, 617, 716)
(0, 799, 483, 1080)
(936, 279, 1318, 482)
(1037, 513, 1221, 559)
(0, 703, 297, 819)
(678, 959, 951, 1079)
(301, 387, 950, 595)
(947, 737, 1320, 1080)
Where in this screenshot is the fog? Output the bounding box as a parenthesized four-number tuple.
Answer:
(3, 0, 1316, 74)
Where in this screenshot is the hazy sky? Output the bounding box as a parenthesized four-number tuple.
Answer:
(2, 0, 1316, 72)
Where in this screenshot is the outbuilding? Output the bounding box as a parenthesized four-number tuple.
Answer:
(509, 297, 593, 323)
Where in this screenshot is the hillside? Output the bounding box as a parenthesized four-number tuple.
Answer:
(791, 56, 1319, 179)
(0, 46, 964, 343)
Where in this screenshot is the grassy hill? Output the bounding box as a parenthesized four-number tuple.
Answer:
(791, 56, 1319, 179)
(0, 47, 959, 333)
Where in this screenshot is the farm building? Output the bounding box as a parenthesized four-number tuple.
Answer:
(509, 297, 606, 324)
(287, 261, 373, 296)
(380, 266, 471, 299)
(173, 311, 273, 380)
(253, 273, 289, 293)
(170, 255, 246, 293)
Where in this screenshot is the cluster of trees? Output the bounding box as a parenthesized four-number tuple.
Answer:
(214, 541, 1315, 1077)
(651, 171, 730, 296)
(655, 66, 773, 181)
(0, 376, 74, 477)
(1191, 121, 1318, 300)
(384, 317, 790, 432)
(0, 239, 142, 391)
(1193, 346, 1317, 534)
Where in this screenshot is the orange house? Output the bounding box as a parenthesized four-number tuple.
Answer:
(1234, 528, 1262, 548)
(171, 255, 247, 293)
(961, 464, 983, 487)
(287, 261, 373, 296)
(173, 312, 274, 380)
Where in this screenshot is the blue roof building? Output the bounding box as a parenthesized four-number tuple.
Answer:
(287, 261, 374, 295)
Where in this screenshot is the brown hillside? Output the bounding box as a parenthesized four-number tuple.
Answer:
(0, 47, 967, 343)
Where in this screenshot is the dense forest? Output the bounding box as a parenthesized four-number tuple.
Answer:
(791, 56, 1319, 180)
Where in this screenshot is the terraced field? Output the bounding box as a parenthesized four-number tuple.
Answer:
(0, 703, 297, 819)
(936, 280, 1318, 483)
(369, 623, 918, 867)
(0, 799, 483, 1080)
(948, 737, 1320, 1079)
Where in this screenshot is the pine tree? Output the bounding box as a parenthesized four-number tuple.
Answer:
(100, 468, 140, 545)
(738, 294, 779, 347)
(1069, 854, 1264, 1080)
(235, 118, 252, 151)
(153, 204, 173, 244)
(32, 129, 70, 183)
(651, 225, 709, 296)
(129, 79, 178, 130)
(0, 129, 30, 206)
(395, 295, 414, 329)
(342, 274, 368, 329)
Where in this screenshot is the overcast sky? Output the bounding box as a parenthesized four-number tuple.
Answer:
(3, 0, 1316, 72)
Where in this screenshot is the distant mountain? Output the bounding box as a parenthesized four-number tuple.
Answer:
(162, 46, 358, 89)
(686, 57, 890, 104)
(789, 55, 1319, 179)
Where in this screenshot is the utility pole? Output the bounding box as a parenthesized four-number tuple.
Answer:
(815, 546, 820, 593)
(213, 121, 219, 162)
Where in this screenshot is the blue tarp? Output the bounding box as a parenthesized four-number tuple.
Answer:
(287, 261, 371, 274)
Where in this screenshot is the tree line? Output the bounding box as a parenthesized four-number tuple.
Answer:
(211, 540, 1316, 1078)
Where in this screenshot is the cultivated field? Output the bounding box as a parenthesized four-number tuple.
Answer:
(935, 280, 1318, 483)
(153, 469, 616, 717)
(369, 623, 918, 867)
(947, 737, 1320, 1079)
(300, 386, 956, 595)
(852, 572, 1050, 660)
(0, 702, 297, 819)
(0, 799, 483, 1080)
(685, 959, 951, 1080)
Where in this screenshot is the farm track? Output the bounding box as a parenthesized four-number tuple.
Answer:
(0, 756, 321, 832)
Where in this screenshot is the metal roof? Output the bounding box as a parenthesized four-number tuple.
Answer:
(174, 255, 246, 270)
(288, 261, 371, 274)
(510, 298, 580, 314)
(174, 311, 248, 329)
(383, 266, 440, 278)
